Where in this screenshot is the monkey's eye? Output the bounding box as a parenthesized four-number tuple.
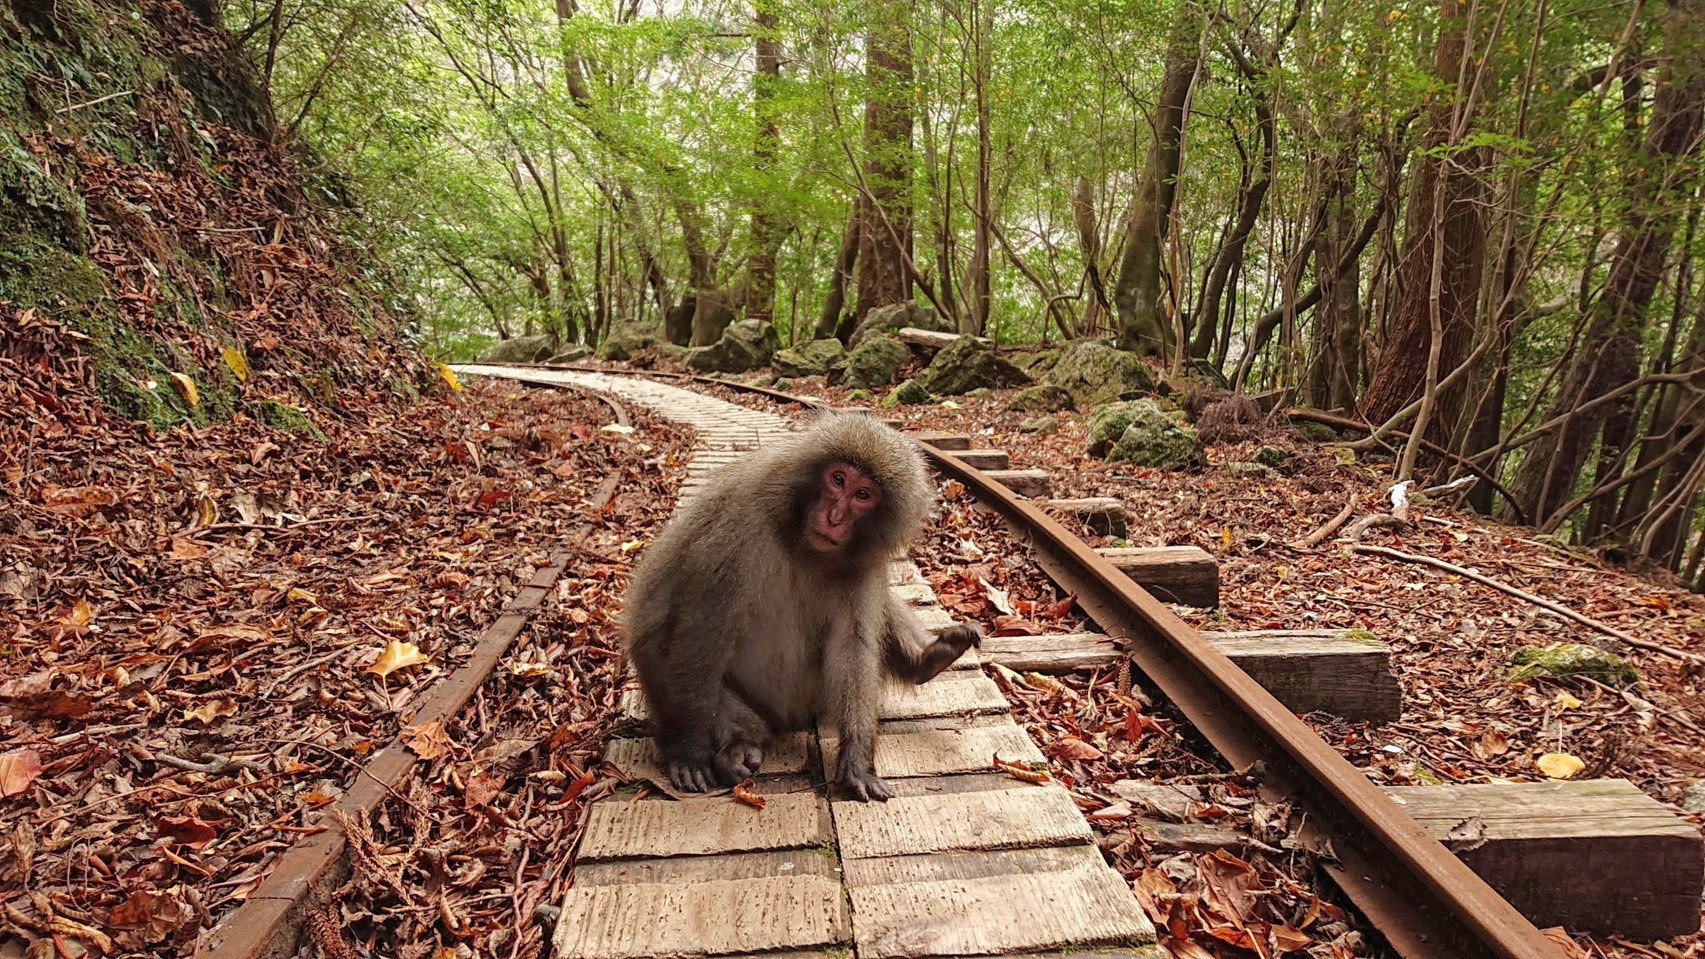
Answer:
(855, 489, 871, 501)
(832, 472, 846, 488)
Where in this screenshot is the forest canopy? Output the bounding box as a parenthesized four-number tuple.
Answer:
(230, 0, 1700, 581)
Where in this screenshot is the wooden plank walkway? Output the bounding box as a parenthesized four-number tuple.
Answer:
(453, 367, 1157, 959)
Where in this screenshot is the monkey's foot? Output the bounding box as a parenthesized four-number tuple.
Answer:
(713, 742, 764, 783)
(662, 758, 720, 793)
(837, 768, 894, 802)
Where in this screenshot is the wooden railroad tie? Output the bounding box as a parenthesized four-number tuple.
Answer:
(911, 431, 972, 450)
(1047, 497, 1127, 537)
(1112, 779, 1703, 941)
(949, 448, 1012, 471)
(1097, 545, 1219, 607)
(979, 629, 1403, 725)
(983, 467, 1052, 498)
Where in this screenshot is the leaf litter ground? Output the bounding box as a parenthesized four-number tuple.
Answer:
(1, 368, 691, 958)
(691, 368, 1705, 959)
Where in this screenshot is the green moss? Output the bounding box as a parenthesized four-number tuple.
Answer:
(1344, 627, 1381, 646)
(1508, 642, 1640, 686)
(257, 400, 328, 441)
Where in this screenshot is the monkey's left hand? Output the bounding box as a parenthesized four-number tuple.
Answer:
(938, 623, 983, 653)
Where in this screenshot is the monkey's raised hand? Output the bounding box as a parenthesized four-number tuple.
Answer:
(887, 622, 983, 685)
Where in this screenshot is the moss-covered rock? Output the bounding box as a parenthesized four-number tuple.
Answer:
(1508, 643, 1640, 686)
(546, 345, 593, 364)
(1041, 340, 1154, 408)
(773, 338, 846, 377)
(598, 326, 662, 361)
(1006, 385, 1074, 413)
(1011, 349, 1062, 376)
(686, 319, 780, 374)
(847, 302, 951, 349)
(837, 334, 909, 389)
(880, 379, 932, 408)
(478, 334, 554, 363)
(845, 388, 872, 403)
(1226, 461, 1277, 479)
(1019, 416, 1059, 435)
(916, 336, 1030, 395)
(1255, 445, 1289, 468)
(1087, 399, 1199, 468)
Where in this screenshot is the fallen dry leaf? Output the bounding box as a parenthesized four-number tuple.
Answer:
(403, 718, 452, 760)
(1050, 736, 1104, 761)
(1536, 752, 1585, 779)
(183, 699, 239, 724)
(367, 640, 430, 677)
(733, 780, 766, 810)
(157, 815, 220, 849)
(0, 749, 43, 798)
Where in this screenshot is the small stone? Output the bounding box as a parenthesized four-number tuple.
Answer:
(1006, 385, 1074, 413)
(1681, 781, 1705, 814)
(1255, 445, 1288, 468)
(966, 387, 993, 398)
(1508, 642, 1641, 686)
(881, 379, 932, 408)
(773, 377, 793, 390)
(1226, 461, 1277, 479)
(545, 345, 593, 364)
(845, 389, 872, 403)
(1019, 416, 1058, 435)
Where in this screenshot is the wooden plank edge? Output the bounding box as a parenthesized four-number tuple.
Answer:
(201, 553, 572, 959)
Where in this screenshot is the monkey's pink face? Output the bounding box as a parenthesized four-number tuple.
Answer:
(807, 461, 883, 553)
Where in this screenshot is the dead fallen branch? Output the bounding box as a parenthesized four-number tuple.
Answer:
(1288, 493, 1356, 549)
(1351, 544, 1704, 664)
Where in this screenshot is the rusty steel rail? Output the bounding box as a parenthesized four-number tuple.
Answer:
(203, 382, 629, 959)
(542, 363, 1565, 959)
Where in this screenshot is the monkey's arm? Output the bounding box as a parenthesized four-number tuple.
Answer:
(881, 593, 982, 684)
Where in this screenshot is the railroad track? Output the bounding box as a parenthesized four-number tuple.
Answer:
(208, 363, 1703, 959)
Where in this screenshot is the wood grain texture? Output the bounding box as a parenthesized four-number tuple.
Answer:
(823, 717, 1045, 778)
(834, 784, 1091, 858)
(604, 733, 812, 782)
(1096, 546, 1219, 607)
(579, 790, 831, 861)
(1384, 779, 1702, 939)
(879, 673, 1009, 719)
(555, 876, 849, 958)
(844, 846, 1153, 958)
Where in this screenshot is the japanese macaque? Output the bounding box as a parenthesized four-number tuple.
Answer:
(621, 412, 981, 801)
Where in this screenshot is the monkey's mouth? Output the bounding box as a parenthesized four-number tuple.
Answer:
(807, 527, 844, 552)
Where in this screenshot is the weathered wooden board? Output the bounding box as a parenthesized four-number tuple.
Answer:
(1384, 779, 1703, 939)
(911, 431, 972, 451)
(950, 449, 1012, 471)
(605, 733, 811, 782)
(833, 784, 1091, 859)
(1203, 630, 1401, 723)
(555, 876, 849, 958)
(573, 848, 841, 888)
(844, 846, 1152, 958)
(982, 633, 1120, 672)
(1096, 546, 1219, 607)
(578, 790, 831, 861)
(985, 630, 1401, 723)
(888, 562, 926, 586)
(982, 468, 1052, 498)
(879, 673, 1009, 720)
(1046, 498, 1127, 537)
(823, 717, 1045, 778)
(891, 583, 938, 606)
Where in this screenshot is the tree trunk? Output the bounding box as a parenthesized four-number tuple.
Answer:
(855, 0, 915, 319)
(1304, 142, 1363, 413)
(1111, 13, 1199, 357)
(1357, 0, 1487, 433)
(1072, 176, 1111, 336)
(744, 0, 783, 328)
(967, 0, 993, 336)
(815, 209, 862, 341)
(1505, 0, 1705, 528)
